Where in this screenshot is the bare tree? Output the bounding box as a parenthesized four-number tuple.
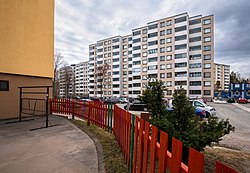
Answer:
(94, 63, 110, 98)
(53, 53, 64, 98)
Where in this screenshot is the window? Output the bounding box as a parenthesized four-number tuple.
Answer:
(113, 51, 119, 56)
(203, 19, 211, 25)
(133, 61, 141, 65)
(143, 37, 147, 42)
(189, 36, 201, 42)
(175, 62, 187, 68)
(175, 16, 187, 23)
(204, 45, 211, 51)
(166, 29, 172, 35)
(113, 38, 120, 43)
(189, 19, 201, 25)
(148, 40, 158, 46)
(133, 53, 141, 58)
(148, 48, 158, 54)
(133, 76, 141, 80)
(160, 73, 165, 78)
(160, 56, 165, 61)
(189, 45, 201, 51)
(160, 22, 165, 28)
(204, 36, 211, 42)
(166, 64, 172, 69)
(166, 37, 172, 43)
(190, 81, 201, 86)
(113, 65, 119, 68)
(142, 29, 147, 34)
(133, 38, 141, 43)
(167, 46, 172, 52)
(204, 72, 211, 78)
(167, 72, 172, 78)
(167, 90, 172, 95)
(142, 59, 147, 64)
(122, 38, 127, 43)
(175, 53, 186, 59)
(133, 30, 141, 36)
(113, 58, 119, 62)
(123, 78, 127, 82)
(166, 55, 172, 60)
(133, 68, 141, 73)
(123, 65, 127, 69)
(133, 45, 141, 50)
(204, 63, 211, 69)
(143, 44, 147, 49)
(160, 30, 165, 36)
(123, 51, 127, 56)
(189, 27, 201, 34)
(204, 81, 211, 86)
(175, 26, 187, 32)
(166, 20, 172, 26)
(148, 65, 157, 70)
(160, 39, 165, 44)
(148, 32, 158, 38)
(113, 45, 119, 49)
(175, 44, 187, 50)
(167, 81, 172, 87)
(204, 90, 211, 95)
(143, 75, 147, 80)
(160, 64, 165, 70)
(148, 57, 157, 62)
(175, 81, 187, 86)
(148, 24, 158, 30)
(142, 67, 147, 72)
(0, 80, 9, 91)
(189, 90, 201, 94)
(143, 52, 147, 57)
(175, 35, 186, 41)
(204, 28, 211, 34)
(189, 54, 201, 60)
(175, 71, 187, 77)
(133, 83, 141, 87)
(204, 54, 211, 60)
(190, 63, 201, 68)
(160, 47, 165, 53)
(190, 72, 201, 77)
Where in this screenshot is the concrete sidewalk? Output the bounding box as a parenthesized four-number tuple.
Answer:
(0, 115, 98, 173)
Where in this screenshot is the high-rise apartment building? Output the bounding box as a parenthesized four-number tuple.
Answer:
(59, 61, 88, 98)
(214, 63, 230, 91)
(89, 12, 214, 101)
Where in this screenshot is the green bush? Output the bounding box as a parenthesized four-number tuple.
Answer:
(140, 80, 234, 161)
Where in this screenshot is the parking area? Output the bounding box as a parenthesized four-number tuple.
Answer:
(117, 102, 250, 153)
(208, 102, 250, 152)
(0, 115, 98, 173)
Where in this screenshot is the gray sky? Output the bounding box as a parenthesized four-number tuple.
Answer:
(55, 0, 250, 77)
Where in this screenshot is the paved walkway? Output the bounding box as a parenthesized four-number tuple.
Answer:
(0, 115, 98, 173)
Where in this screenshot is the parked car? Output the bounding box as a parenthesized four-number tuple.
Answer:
(190, 100, 216, 118)
(166, 106, 206, 119)
(237, 98, 248, 104)
(119, 98, 127, 103)
(124, 100, 148, 112)
(213, 98, 227, 104)
(81, 99, 92, 102)
(227, 97, 236, 103)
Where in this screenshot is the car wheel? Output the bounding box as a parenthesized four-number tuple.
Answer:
(205, 111, 210, 118)
(143, 107, 148, 112)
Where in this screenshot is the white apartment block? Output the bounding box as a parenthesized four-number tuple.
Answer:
(59, 61, 89, 98)
(89, 12, 214, 101)
(214, 63, 230, 91)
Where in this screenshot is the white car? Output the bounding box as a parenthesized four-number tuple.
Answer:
(190, 100, 216, 117)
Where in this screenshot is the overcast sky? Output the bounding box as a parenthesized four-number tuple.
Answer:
(55, 0, 250, 77)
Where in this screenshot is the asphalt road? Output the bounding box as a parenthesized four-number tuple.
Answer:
(206, 102, 250, 153)
(117, 102, 250, 153)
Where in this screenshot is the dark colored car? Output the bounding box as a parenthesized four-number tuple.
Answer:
(124, 102, 148, 112)
(166, 107, 206, 118)
(237, 98, 248, 104)
(227, 97, 236, 103)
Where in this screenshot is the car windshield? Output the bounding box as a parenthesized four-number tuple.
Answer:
(194, 101, 206, 107)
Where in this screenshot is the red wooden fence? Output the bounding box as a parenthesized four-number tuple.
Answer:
(50, 99, 239, 173)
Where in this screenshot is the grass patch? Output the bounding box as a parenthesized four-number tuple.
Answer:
(204, 146, 250, 173)
(70, 119, 128, 173)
